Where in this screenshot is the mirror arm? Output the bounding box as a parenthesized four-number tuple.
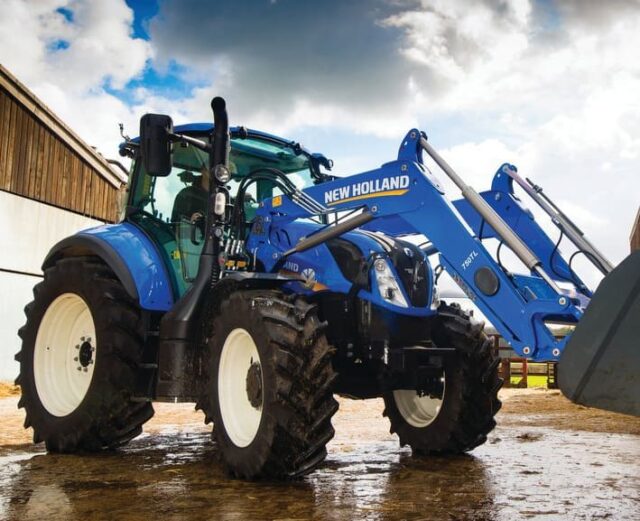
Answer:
(168, 132, 211, 153)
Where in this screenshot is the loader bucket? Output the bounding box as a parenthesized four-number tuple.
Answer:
(558, 249, 640, 417)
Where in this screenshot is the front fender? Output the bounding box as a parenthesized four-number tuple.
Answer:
(43, 222, 174, 311)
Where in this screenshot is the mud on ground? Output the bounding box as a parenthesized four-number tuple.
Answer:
(1, 387, 639, 520)
(500, 387, 640, 435)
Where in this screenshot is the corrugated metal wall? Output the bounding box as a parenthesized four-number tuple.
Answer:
(0, 192, 103, 380)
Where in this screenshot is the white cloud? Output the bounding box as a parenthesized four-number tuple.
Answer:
(381, 0, 531, 88)
(0, 0, 151, 157)
(49, 0, 150, 90)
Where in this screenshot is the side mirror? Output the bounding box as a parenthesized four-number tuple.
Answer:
(140, 113, 173, 176)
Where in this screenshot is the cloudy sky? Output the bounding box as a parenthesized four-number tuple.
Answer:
(0, 0, 638, 285)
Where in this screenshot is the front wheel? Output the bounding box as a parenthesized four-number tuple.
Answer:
(199, 290, 338, 479)
(383, 303, 502, 454)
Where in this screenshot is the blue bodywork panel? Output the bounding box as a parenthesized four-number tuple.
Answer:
(77, 223, 174, 311)
(248, 219, 435, 317)
(124, 123, 293, 143)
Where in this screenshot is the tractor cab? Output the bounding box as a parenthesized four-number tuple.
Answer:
(121, 124, 321, 296)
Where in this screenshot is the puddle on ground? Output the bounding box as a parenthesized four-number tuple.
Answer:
(0, 396, 639, 521)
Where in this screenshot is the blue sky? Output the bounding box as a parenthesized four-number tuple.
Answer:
(0, 0, 639, 281)
(104, 1, 204, 103)
(126, 0, 158, 39)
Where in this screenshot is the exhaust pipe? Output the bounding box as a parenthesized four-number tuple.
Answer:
(156, 97, 230, 401)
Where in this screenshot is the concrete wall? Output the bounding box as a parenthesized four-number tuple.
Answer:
(0, 190, 102, 380)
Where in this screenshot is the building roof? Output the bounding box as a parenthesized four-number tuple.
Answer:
(0, 64, 126, 188)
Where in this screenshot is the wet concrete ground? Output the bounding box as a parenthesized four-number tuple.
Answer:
(1, 389, 639, 520)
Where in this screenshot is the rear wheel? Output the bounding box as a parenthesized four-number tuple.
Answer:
(16, 257, 154, 452)
(383, 303, 502, 454)
(199, 290, 338, 479)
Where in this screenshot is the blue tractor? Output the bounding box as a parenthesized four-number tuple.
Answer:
(16, 98, 639, 479)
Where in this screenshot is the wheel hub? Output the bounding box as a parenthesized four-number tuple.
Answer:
(246, 361, 263, 408)
(394, 371, 446, 428)
(78, 340, 94, 368)
(218, 328, 263, 447)
(33, 293, 97, 417)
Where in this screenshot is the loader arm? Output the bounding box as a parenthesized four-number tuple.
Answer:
(254, 130, 583, 361)
(452, 166, 592, 298)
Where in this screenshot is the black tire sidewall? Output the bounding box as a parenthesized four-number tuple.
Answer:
(207, 297, 280, 475)
(384, 355, 466, 448)
(19, 261, 137, 446)
(383, 304, 500, 453)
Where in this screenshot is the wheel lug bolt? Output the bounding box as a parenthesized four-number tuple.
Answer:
(74, 357, 78, 362)
(83, 368, 88, 372)
(75, 345, 80, 350)
(77, 367, 81, 371)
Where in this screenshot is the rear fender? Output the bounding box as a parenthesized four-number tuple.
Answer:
(43, 223, 174, 311)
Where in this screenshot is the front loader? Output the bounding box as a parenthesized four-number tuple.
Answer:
(15, 97, 639, 479)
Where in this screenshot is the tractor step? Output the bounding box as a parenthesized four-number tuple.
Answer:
(558, 250, 640, 417)
(388, 346, 456, 372)
(384, 346, 456, 393)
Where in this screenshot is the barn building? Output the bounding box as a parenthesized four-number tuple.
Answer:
(0, 64, 126, 381)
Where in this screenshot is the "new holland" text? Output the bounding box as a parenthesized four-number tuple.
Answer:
(324, 175, 410, 204)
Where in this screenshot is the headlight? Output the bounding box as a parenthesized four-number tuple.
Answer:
(214, 164, 231, 183)
(373, 258, 408, 307)
(214, 192, 226, 215)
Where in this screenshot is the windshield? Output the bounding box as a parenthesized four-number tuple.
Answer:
(129, 134, 314, 222)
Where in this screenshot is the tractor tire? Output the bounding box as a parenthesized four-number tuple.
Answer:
(16, 257, 154, 452)
(199, 290, 338, 479)
(383, 302, 502, 454)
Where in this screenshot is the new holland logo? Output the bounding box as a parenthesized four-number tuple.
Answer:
(301, 268, 317, 288)
(324, 175, 410, 205)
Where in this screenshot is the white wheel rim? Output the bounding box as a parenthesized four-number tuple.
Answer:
(218, 328, 263, 448)
(393, 372, 445, 428)
(33, 293, 97, 417)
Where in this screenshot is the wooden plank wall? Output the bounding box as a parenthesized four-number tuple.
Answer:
(0, 88, 120, 222)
